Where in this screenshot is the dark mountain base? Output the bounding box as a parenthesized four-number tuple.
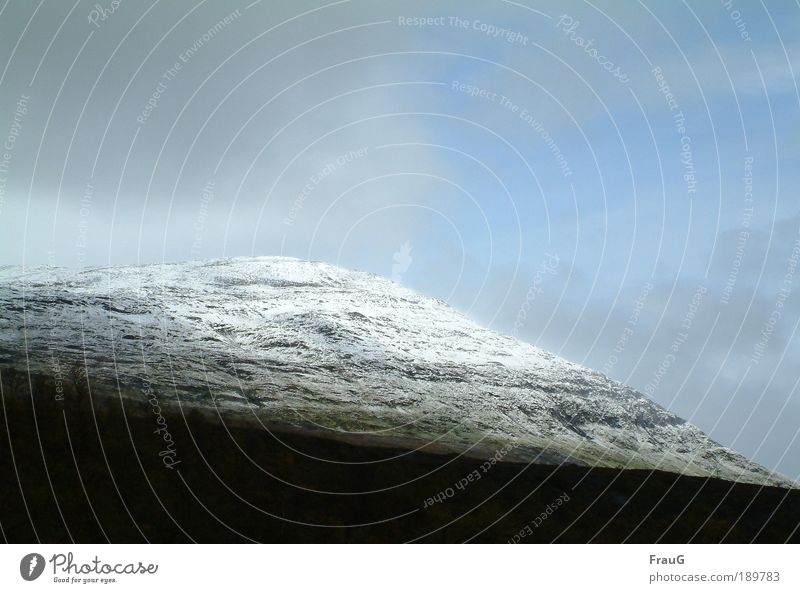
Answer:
(1, 368, 798, 543)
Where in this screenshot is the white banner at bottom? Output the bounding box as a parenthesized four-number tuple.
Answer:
(0, 544, 796, 592)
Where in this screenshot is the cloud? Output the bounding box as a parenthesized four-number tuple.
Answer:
(1, 0, 799, 478)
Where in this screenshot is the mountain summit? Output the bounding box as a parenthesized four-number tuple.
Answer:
(0, 257, 790, 487)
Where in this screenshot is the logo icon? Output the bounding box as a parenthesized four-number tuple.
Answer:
(20, 553, 45, 581)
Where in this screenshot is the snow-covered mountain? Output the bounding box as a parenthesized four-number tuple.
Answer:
(0, 257, 791, 487)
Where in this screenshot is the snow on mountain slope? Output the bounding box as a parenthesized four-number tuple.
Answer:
(0, 257, 791, 487)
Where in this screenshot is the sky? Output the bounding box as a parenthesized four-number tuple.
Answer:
(1, 0, 799, 479)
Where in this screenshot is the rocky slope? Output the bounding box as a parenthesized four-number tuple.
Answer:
(0, 257, 791, 487)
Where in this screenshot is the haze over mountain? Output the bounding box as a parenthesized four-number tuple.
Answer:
(0, 257, 791, 488)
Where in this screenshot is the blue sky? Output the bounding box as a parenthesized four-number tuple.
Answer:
(1, 0, 799, 477)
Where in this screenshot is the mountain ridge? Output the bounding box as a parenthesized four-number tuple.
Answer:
(0, 256, 792, 488)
